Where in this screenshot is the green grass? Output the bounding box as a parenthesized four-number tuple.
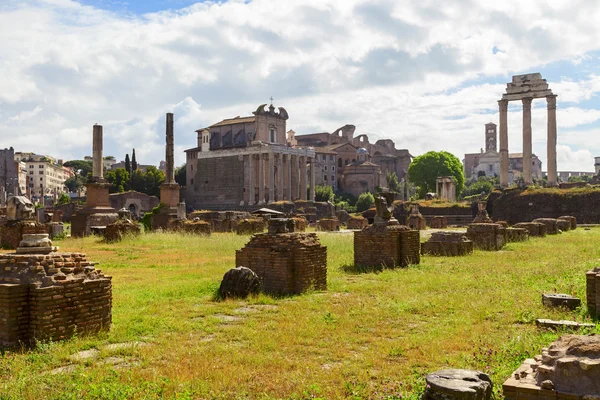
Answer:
(1, 229, 599, 399)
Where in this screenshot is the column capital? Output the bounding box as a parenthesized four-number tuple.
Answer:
(522, 97, 533, 109)
(546, 94, 557, 110)
(497, 99, 508, 110)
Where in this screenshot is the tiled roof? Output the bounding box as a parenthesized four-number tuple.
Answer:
(321, 142, 358, 151)
(209, 116, 255, 128)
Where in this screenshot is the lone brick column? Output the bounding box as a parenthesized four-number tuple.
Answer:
(522, 97, 533, 185)
(154, 113, 181, 229)
(498, 100, 509, 187)
(547, 95, 558, 186)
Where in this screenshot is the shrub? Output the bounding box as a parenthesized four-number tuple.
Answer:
(356, 192, 375, 212)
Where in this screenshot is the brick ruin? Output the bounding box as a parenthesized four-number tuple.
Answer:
(1, 221, 47, 249)
(586, 267, 600, 319)
(421, 231, 473, 256)
(291, 217, 307, 232)
(104, 219, 142, 242)
(235, 219, 327, 295)
(406, 204, 426, 230)
(505, 227, 529, 243)
(504, 335, 600, 399)
(513, 222, 546, 237)
(532, 218, 559, 234)
(236, 218, 266, 235)
(555, 219, 571, 232)
(466, 223, 506, 251)
(0, 235, 111, 347)
(429, 216, 448, 229)
(172, 219, 212, 235)
(317, 217, 340, 231)
(190, 210, 249, 232)
(473, 202, 494, 223)
(347, 215, 368, 230)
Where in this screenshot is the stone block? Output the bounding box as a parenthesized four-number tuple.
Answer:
(421, 232, 473, 256)
(424, 369, 492, 400)
(354, 223, 420, 268)
(429, 216, 448, 229)
(466, 223, 505, 251)
(514, 222, 546, 237)
(236, 219, 266, 235)
(347, 216, 368, 230)
(505, 227, 529, 243)
(556, 219, 571, 232)
(542, 293, 581, 310)
(317, 218, 340, 232)
(558, 216, 577, 230)
(532, 218, 559, 235)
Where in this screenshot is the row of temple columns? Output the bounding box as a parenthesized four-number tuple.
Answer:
(244, 152, 315, 205)
(498, 94, 557, 187)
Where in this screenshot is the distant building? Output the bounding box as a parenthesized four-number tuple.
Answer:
(555, 171, 596, 181)
(463, 123, 542, 183)
(313, 148, 338, 190)
(15, 152, 74, 200)
(595, 157, 600, 175)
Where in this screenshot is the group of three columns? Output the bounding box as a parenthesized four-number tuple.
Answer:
(243, 152, 316, 206)
(497, 94, 557, 186)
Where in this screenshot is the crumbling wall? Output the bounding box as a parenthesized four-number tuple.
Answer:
(354, 224, 420, 268)
(466, 223, 505, 251)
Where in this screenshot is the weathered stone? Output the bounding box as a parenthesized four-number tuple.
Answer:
(218, 267, 260, 299)
(421, 232, 473, 257)
(541, 293, 581, 310)
(472, 203, 493, 223)
(104, 220, 141, 242)
(407, 204, 426, 230)
(466, 224, 505, 251)
(532, 218, 559, 234)
(504, 227, 528, 243)
(6, 196, 34, 221)
(429, 216, 448, 229)
(354, 223, 420, 268)
(236, 218, 266, 235)
(555, 218, 571, 232)
(347, 215, 368, 230)
(587, 267, 600, 318)
(424, 369, 492, 400)
(317, 218, 339, 232)
(535, 319, 594, 330)
(513, 222, 546, 237)
(558, 215, 577, 230)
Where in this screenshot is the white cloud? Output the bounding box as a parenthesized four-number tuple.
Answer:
(0, 0, 600, 172)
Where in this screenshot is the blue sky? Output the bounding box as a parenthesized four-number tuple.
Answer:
(1, 0, 600, 172)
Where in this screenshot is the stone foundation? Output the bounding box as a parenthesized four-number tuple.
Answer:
(466, 223, 506, 251)
(190, 210, 249, 232)
(533, 218, 559, 235)
(586, 267, 600, 318)
(236, 219, 266, 235)
(0, 252, 111, 347)
(407, 215, 426, 230)
(317, 218, 340, 232)
(555, 219, 571, 232)
(235, 232, 327, 295)
(429, 216, 448, 229)
(421, 232, 473, 256)
(104, 220, 141, 242)
(46, 222, 64, 239)
(291, 217, 307, 232)
(172, 220, 212, 235)
(0, 221, 47, 249)
(513, 222, 546, 237)
(354, 223, 420, 268)
(558, 215, 577, 230)
(505, 227, 529, 242)
(347, 216, 368, 230)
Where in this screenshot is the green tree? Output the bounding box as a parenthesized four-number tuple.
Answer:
(130, 167, 165, 197)
(567, 175, 591, 183)
(55, 193, 71, 206)
(462, 176, 494, 197)
(131, 149, 138, 171)
(105, 168, 130, 193)
(125, 154, 131, 174)
(408, 151, 465, 198)
(175, 164, 186, 186)
(63, 160, 93, 177)
(386, 171, 401, 192)
(356, 192, 375, 212)
(315, 185, 334, 202)
(64, 175, 86, 193)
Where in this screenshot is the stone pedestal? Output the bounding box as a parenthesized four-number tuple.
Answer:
(514, 222, 546, 237)
(466, 223, 505, 251)
(505, 227, 529, 242)
(532, 218, 559, 235)
(421, 232, 473, 256)
(558, 215, 577, 230)
(354, 222, 420, 268)
(152, 183, 181, 230)
(71, 182, 118, 237)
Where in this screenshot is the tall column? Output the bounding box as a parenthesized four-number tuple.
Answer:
(165, 113, 175, 184)
(522, 97, 533, 185)
(286, 155, 292, 200)
(92, 124, 103, 179)
(309, 157, 315, 202)
(294, 155, 300, 200)
(498, 100, 509, 187)
(300, 156, 307, 200)
(547, 95, 558, 186)
(277, 154, 284, 201)
(248, 154, 255, 205)
(268, 153, 275, 203)
(258, 153, 265, 204)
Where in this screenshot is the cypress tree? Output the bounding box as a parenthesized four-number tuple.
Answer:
(125, 154, 131, 174)
(132, 149, 138, 171)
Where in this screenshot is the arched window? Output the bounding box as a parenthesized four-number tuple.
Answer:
(269, 125, 277, 143)
(338, 158, 342, 168)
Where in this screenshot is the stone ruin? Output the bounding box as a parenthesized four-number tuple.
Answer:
(235, 218, 327, 295)
(503, 335, 600, 398)
(172, 218, 212, 235)
(104, 208, 141, 242)
(0, 233, 111, 347)
(354, 193, 420, 268)
(6, 196, 34, 221)
(236, 218, 266, 235)
(190, 210, 249, 232)
(514, 222, 546, 237)
(586, 267, 600, 319)
(347, 215, 368, 230)
(317, 217, 340, 232)
(472, 202, 493, 223)
(425, 369, 492, 400)
(466, 223, 505, 251)
(0, 196, 48, 250)
(421, 231, 473, 257)
(291, 216, 307, 232)
(218, 266, 260, 299)
(429, 216, 448, 229)
(533, 218, 559, 234)
(505, 227, 529, 243)
(407, 204, 426, 230)
(542, 293, 581, 310)
(558, 215, 577, 230)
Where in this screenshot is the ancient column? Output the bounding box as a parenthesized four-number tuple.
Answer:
(522, 98, 533, 185)
(286, 155, 292, 200)
(498, 100, 509, 187)
(92, 124, 103, 179)
(268, 152, 275, 203)
(294, 155, 300, 200)
(258, 153, 265, 204)
(277, 154, 284, 201)
(165, 113, 175, 184)
(300, 156, 307, 200)
(247, 154, 254, 205)
(547, 95, 558, 186)
(309, 157, 315, 202)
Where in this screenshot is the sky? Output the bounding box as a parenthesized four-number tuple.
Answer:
(1, 0, 600, 172)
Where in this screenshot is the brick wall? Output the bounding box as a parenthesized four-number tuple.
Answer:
(421, 232, 473, 256)
(317, 218, 340, 231)
(0, 252, 111, 347)
(0, 221, 47, 249)
(236, 219, 266, 235)
(429, 216, 448, 229)
(354, 224, 420, 268)
(235, 232, 327, 295)
(194, 157, 244, 209)
(104, 221, 141, 242)
(586, 267, 600, 318)
(466, 223, 505, 251)
(347, 216, 368, 230)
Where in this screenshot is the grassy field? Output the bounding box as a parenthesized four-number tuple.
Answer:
(1, 228, 599, 399)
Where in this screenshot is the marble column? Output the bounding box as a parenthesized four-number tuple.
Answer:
(165, 113, 175, 184)
(300, 156, 307, 200)
(498, 100, 509, 187)
(547, 95, 558, 186)
(92, 124, 103, 179)
(248, 154, 255, 205)
(294, 155, 300, 200)
(268, 152, 275, 203)
(309, 157, 315, 202)
(522, 97, 533, 185)
(277, 154, 284, 201)
(286, 155, 292, 201)
(258, 153, 265, 204)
